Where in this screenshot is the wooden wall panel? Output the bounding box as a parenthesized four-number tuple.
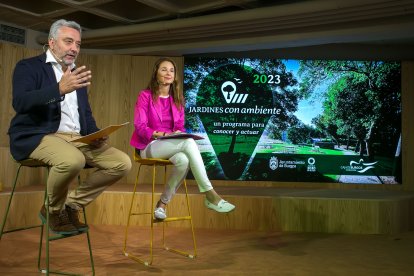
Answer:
(401, 61, 414, 191)
(0, 147, 47, 189)
(0, 191, 44, 229)
(0, 43, 41, 147)
(75, 54, 133, 182)
(377, 198, 414, 233)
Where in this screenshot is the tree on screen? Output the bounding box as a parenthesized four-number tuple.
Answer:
(298, 60, 401, 157)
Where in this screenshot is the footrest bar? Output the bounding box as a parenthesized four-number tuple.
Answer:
(164, 246, 197, 258)
(154, 216, 191, 223)
(2, 224, 42, 234)
(123, 251, 151, 266)
(39, 268, 83, 276)
(48, 231, 88, 241)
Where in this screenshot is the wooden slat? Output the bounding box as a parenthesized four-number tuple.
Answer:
(0, 147, 47, 189)
(402, 61, 414, 191)
(2, 188, 413, 234)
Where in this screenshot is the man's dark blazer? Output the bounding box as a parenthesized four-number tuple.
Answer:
(8, 53, 99, 161)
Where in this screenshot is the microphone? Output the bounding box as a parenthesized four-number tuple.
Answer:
(50, 47, 63, 63)
(158, 77, 166, 85)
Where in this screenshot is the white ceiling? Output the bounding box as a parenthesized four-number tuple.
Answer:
(1, 0, 414, 57)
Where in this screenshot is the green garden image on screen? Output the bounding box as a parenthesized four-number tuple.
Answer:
(184, 57, 401, 184)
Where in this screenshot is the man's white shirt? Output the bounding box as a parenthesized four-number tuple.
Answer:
(46, 50, 81, 134)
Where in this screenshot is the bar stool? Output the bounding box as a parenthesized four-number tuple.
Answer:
(0, 159, 95, 276)
(123, 150, 197, 266)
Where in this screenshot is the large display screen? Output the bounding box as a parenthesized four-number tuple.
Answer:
(183, 57, 401, 184)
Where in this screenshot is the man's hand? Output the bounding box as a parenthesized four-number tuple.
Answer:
(90, 136, 108, 148)
(59, 66, 92, 95)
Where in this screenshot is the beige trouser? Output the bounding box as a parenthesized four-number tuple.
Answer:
(29, 132, 132, 213)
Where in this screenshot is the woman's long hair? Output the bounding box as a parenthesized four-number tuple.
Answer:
(147, 57, 184, 109)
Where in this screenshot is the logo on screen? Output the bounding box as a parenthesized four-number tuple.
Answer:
(195, 63, 273, 180)
(269, 156, 278, 170)
(340, 159, 378, 173)
(307, 157, 316, 172)
(221, 79, 248, 104)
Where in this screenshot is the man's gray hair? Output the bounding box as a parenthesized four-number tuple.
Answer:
(48, 19, 82, 40)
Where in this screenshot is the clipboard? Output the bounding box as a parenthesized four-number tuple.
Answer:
(157, 133, 204, 140)
(70, 122, 129, 144)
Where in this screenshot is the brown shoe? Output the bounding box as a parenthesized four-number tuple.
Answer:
(65, 205, 89, 232)
(39, 205, 78, 235)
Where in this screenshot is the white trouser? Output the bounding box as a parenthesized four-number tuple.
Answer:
(141, 138, 213, 204)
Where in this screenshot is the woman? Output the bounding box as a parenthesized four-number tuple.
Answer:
(130, 57, 235, 220)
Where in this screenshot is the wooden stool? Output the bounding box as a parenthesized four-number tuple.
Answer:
(123, 151, 197, 266)
(0, 159, 95, 276)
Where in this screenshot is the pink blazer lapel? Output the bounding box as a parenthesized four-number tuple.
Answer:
(170, 96, 180, 122)
(151, 97, 163, 122)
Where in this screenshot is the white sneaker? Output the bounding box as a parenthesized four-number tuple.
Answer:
(154, 207, 167, 220)
(204, 198, 235, 213)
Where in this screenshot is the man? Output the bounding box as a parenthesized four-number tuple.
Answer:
(8, 19, 132, 235)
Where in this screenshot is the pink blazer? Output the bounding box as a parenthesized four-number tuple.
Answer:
(130, 89, 185, 149)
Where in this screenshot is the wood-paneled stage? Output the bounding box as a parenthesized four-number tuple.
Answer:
(1, 184, 414, 275)
(1, 183, 414, 235)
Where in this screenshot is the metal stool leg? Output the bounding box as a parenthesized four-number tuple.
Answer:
(83, 210, 95, 276)
(123, 163, 153, 266)
(123, 160, 197, 266)
(162, 179, 197, 258)
(1, 161, 94, 275)
(38, 174, 95, 276)
(76, 174, 95, 276)
(1, 164, 42, 239)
